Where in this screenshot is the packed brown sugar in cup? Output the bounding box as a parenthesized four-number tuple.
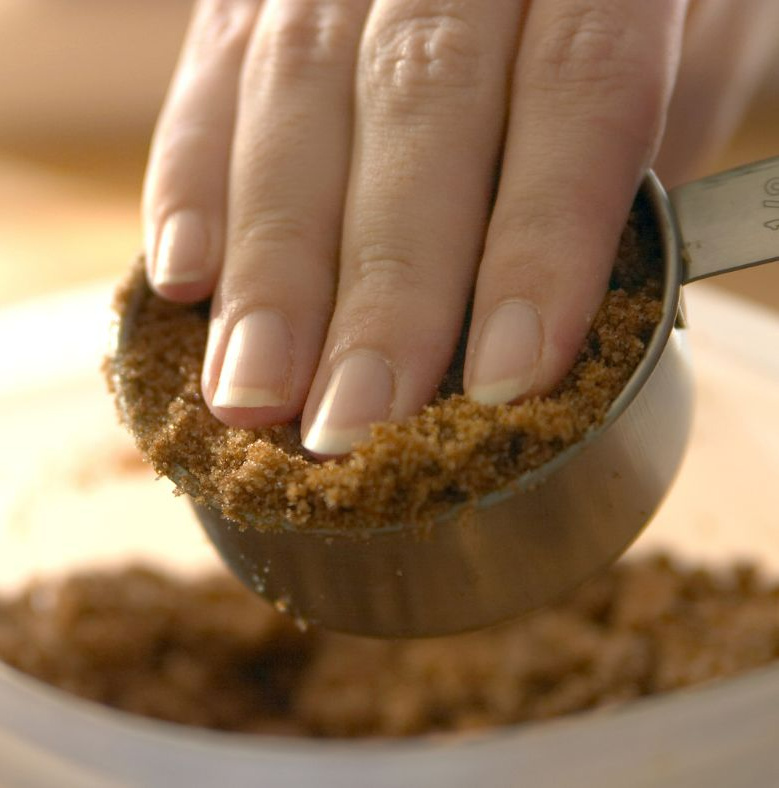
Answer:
(2, 556, 778, 738)
(107, 197, 663, 532)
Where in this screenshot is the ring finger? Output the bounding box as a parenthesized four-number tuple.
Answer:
(465, 0, 686, 404)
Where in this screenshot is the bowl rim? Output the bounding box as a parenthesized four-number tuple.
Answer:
(2, 655, 779, 756)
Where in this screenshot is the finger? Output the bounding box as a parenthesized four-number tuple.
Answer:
(143, 0, 261, 301)
(464, 0, 687, 406)
(656, 0, 779, 186)
(204, 0, 372, 427)
(300, 0, 524, 456)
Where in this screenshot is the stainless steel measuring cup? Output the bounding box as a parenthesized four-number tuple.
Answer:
(112, 156, 779, 638)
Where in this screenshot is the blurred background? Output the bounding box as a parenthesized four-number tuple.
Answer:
(0, 1, 778, 309)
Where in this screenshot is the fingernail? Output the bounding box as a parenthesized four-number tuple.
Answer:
(302, 352, 394, 456)
(153, 210, 208, 287)
(212, 310, 292, 408)
(467, 300, 543, 406)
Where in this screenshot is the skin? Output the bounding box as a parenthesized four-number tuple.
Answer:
(143, 0, 779, 457)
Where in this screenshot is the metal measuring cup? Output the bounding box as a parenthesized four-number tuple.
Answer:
(112, 156, 779, 638)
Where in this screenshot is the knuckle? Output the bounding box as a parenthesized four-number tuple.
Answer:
(529, 5, 655, 100)
(531, 5, 626, 87)
(254, 1, 358, 79)
(353, 244, 424, 293)
(362, 11, 483, 107)
(527, 5, 667, 153)
(232, 210, 310, 251)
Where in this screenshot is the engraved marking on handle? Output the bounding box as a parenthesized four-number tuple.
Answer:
(763, 178, 779, 230)
(765, 177, 779, 195)
(765, 179, 779, 229)
(671, 156, 779, 283)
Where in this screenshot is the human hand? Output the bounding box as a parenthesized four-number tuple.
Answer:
(142, 0, 778, 456)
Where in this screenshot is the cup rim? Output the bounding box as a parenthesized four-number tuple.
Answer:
(109, 172, 684, 536)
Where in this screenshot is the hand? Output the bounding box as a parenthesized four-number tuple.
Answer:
(142, 0, 778, 456)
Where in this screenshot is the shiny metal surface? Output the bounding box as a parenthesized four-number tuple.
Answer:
(112, 158, 779, 637)
(195, 328, 693, 635)
(672, 156, 779, 282)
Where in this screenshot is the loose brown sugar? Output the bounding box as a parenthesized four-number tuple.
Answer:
(2, 556, 778, 738)
(106, 199, 663, 532)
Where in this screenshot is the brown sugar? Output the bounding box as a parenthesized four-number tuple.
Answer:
(2, 555, 778, 738)
(106, 198, 663, 532)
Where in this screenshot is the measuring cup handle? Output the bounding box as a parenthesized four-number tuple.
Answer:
(669, 155, 779, 285)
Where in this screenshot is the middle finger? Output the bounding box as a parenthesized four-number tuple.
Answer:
(204, 0, 372, 427)
(302, 0, 525, 455)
